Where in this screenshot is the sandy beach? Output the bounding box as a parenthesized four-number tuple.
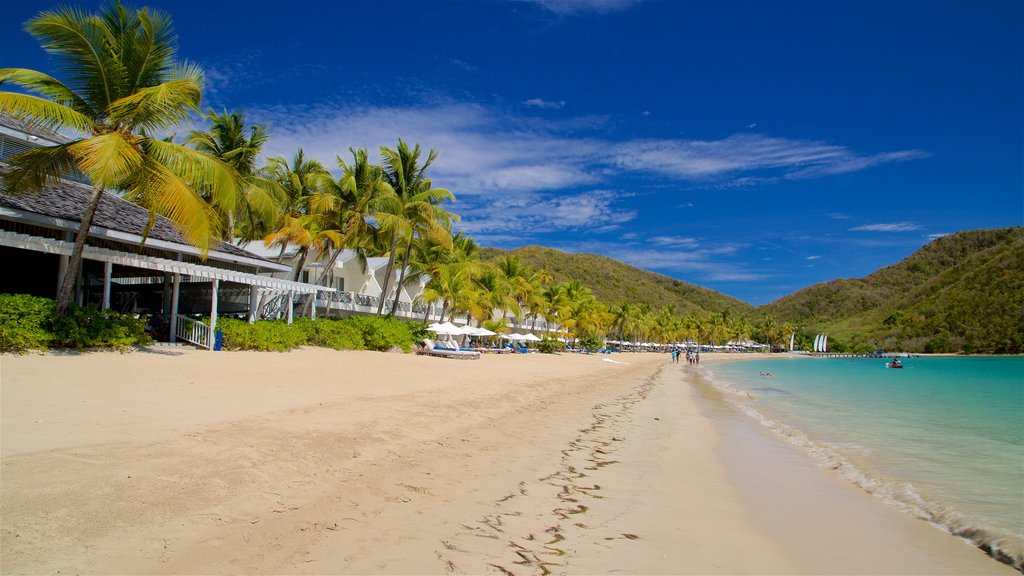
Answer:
(0, 348, 1013, 575)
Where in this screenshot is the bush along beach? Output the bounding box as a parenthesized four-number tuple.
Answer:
(217, 316, 421, 352)
(0, 294, 152, 352)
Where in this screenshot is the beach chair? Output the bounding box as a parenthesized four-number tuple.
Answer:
(419, 338, 480, 360)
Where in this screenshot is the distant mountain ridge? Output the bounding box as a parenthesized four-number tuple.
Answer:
(478, 245, 753, 317)
(481, 227, 1023, 353)
(760, 226, 1024, 353)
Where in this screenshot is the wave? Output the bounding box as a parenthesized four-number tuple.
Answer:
(698, 367, 1024, 573)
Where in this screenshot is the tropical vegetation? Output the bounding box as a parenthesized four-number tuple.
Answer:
(2, 2, 1019, 355)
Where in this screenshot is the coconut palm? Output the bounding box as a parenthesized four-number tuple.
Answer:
(186, 109, 284, 242)
(262, 149, 330, 261)
(0, 3, 236, 316)
(377, 140, 455, 315)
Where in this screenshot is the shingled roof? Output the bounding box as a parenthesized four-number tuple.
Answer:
(0, 177, 276, 266)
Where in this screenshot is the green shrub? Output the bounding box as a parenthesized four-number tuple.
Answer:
(52, 304, 152, 350)
(217, 317, 306, 351)
(342, 315, 416, 351)
(578, 334, 601, 351)
(537, 338, 565, 354)
(0, 293, 55, 352)
(303, 317, 365, 350)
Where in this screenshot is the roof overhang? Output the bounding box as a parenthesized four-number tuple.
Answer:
(0, 206, 291, 273)
(0, 230, 331, 294)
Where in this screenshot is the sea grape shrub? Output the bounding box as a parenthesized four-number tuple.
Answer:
(0, 294, 150, 352)
(216, 316, 416, 352)
(537, 338, 566, 354)
(217, 318, 306, 351)
(52, 304, 152, 350)
(341, 316, 416, 352)
(0, 293, 55, 352)
(300, 318, 365, 350)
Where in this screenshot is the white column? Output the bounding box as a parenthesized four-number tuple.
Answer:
(169, 273, 180, 343)
(248, 286, 258, 324)
(209, 278, 219, 350)
(286, 291, 294, 324)
(101, 261, 112, 310)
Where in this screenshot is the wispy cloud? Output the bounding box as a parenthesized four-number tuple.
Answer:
(457, 190, 636, 234)
(529, 0, 643, 15)
(523, 98, 566, 109)
(928, 232, 951, 240)
(570, 241, 765, 283)
(244, 100, 926, 244)
(849, 222, 923, 232)
(612, 134, 925, 182)
(805, 255, 821, 260)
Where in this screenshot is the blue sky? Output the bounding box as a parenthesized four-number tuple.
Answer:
(4, 0, 1022, 305)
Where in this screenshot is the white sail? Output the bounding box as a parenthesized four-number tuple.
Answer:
(822, 334, 828, 353)
(789, 332, 795, 352)
(813, 334, 822, 352)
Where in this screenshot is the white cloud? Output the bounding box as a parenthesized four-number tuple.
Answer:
(456, 190, 636, 235)
(530, 0, 643, 15)
(806, 255, 821, 260)
(243, 100, 927, 246)
(523, 98, 566, 110)
(650, 235, 699, 247)
(928, 232, 951, 240)
(612, 134, 924, 182)
(849, 222, 923, 232)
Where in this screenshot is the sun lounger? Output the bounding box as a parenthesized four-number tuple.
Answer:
(419, 338, 480, 360)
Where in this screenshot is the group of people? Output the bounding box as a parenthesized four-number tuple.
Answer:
(669, 349, 700, 364)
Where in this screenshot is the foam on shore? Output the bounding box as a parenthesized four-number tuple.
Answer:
(697, 358, 1022, 573)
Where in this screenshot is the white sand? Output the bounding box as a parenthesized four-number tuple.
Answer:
(0, 348, 1013, 574)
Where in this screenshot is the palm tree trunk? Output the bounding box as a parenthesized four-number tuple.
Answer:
(292, 248, 309, 282)
(376, 231, 398, 315)
(302, 247, 344, 317)
(389, 239, 413, 315)
(56, 187, 104, 317)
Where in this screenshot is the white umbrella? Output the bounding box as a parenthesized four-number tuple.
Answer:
(500, 333, 524, 340)
(521, 333, 542, 341)
(465, 326, 497, 336)
(427, 321, 466, 335)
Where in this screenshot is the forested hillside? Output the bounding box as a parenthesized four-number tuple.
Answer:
(479, 245, 753, 318)
(760, 227, 1024, 353)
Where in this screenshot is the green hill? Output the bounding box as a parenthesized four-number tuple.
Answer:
(760, 227, 1024, 353)
(479, 245, 753, 317)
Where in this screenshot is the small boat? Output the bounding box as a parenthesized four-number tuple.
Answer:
(887, 360, 903, 369)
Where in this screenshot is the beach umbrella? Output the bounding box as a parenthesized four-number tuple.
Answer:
(466, 326, 497, 336)
(500, 333, 523, 340)
(521, 333, 542, 341)
(427, 321, 466, 335)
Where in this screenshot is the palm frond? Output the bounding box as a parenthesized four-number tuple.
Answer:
(68, 132, 142, 187)
(144, 138, 237, 215)
(125, 156, 218, 255)
(25, 6, 114, 110)
(108, 77, 201, 131)
(0, 91, 93, 134)
(0, 143, 79, 194)
(0, 68, 92, 114)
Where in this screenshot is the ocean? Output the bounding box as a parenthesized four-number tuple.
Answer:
(703, 355, 1024, 570)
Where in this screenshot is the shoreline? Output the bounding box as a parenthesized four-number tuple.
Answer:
(691, 357, 1016, 574)
(0, 349, 1015, 574)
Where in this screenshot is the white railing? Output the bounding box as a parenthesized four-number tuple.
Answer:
(176, 315, 212, 349)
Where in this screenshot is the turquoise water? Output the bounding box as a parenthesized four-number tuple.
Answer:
(704, 355, 1024, 569)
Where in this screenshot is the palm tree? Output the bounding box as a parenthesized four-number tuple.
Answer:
(262, 149, 330, 261)
(495, 254, 534, 323)
(186, 109, 284, 242)
(1, 3, 236, 316)
(376, 140, 455, 316)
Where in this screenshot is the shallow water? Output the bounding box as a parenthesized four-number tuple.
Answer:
(704, 355, 1024, 569)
